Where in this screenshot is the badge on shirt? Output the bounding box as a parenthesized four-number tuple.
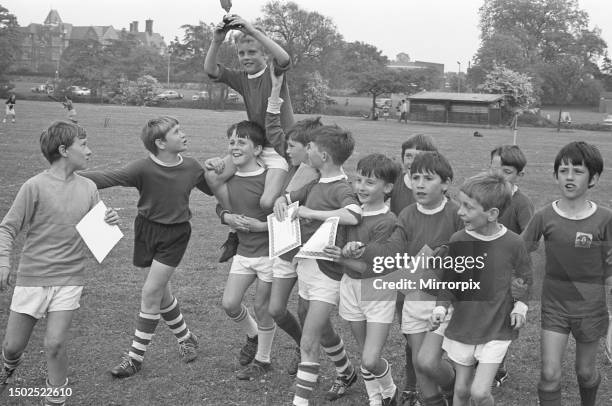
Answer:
(574, 232, 592, 248)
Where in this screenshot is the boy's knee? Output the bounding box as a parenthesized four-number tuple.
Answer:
(360, 353, 380, 373)
(470, 385, 492, 404)
(576, 365, 597, 384)
(44, 337, 65, 359)
(454, 384, 470, 401)
(1, 341, 23, 361)
(221, 299, 241, 317)
(415, 351, 434, 375)
(540, 366, 562, 386)
(268, 303, 286, 321)
(300, 334, 320, 358)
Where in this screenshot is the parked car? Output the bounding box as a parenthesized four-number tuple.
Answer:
(192, 91, 209, 101)
(603, 114, 612, 126)
(375, 98, 392, 108)
(69, 86, 91, 96)
(227, 91, 240, 103)
(155, 90, 183, 100)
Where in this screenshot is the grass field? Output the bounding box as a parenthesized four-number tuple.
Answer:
(0, 100, 611, 405)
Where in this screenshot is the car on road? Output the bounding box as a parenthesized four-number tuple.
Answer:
(32, 84, 54, 93)
(227, 91, 241, 103)
(155, 90, 183, 100)
(69, 86, 91, 96)
(192, 91, 209, 101)
(603, 114, 612, 126)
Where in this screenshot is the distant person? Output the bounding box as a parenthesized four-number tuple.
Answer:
(0, 121, 119, 405)
(345, 98, 349, 107)
(3, 94, 16, 124)
(63, 96, 77, 123)
(400, 99, 408, 124)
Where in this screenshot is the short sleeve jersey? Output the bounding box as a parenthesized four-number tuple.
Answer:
(346, 207, 397, 279)
(286, 175, 361, 280)
(81, 155, 212, 224)
(441, 227, 532, 344)
(215, 64, 294, 137)
(499, 187, 534, 234)
(389, 173, 415, 216)
(227, 168, 270, 257)
(522, 202, 612, 317)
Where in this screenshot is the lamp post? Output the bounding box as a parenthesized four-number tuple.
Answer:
(166, 50, 170, 87)
(457, 61, 461, 93)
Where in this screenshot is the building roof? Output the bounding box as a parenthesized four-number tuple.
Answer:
(408, 91, 504, 103)
(44, 9, 62, 25)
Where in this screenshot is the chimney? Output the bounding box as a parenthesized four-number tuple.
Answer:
(130, 21, 139, 33)
(145, 19, 153, 35)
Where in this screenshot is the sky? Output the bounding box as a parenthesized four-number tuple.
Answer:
(5, 0, 612, 73)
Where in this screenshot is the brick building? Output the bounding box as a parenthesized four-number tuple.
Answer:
(15, 10, 166, 74)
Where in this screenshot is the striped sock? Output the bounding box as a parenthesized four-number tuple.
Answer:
(230, 304, 258, 338)
(375, 358, 396, 399)
(1, 349, 23, 372)
(323, 336, 354, 378)
(361, 366, 383, 406)
(294, 362, 320, 406)
(161, 297, 190, 343)
(128, 312, 160, 366)
(44, 377, 68, 405)
(255, 324, 276, 364)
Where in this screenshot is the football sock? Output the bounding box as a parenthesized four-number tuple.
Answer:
(44, 377, 68, 405)
(254, 323, 276, 364)
(160, 297, 190, 342)
(578, 372, 600, 406)
(293, 362, 320, 406)
(538, 387, 562, 406)
(274, 310, 302, 346)
(375, 358, 396, 399)
(404, 338, 418, 391)
(230, 304, 258, 338)
(422, 394, 447, 406)
(323, 336, 353, 378)
(1, 349, 23, 373)
(361, 366, 383, 406)
(128, 312, 160, 366)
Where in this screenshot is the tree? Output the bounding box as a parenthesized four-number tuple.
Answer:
(352, 68, 411, 120)
(480, 65, 537, 116)
(0, 5, 21, 96)
(326, 41, 388, 88)
(59, 39, 109, 95)
(535, 55, 585, 131)
(298, 71, 329, 113)
(472, 0, 607, 103)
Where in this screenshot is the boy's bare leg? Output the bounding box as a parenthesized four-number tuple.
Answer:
(45, 310, 75, 386)
(362, 322, 397, 401)
(406, 332, 438, 397)
(417, 331, 455, 402)
(260, 168, 287, 210)
(575, 339, 601, 406)
(470, 362, 499, 406)
(269, 276, 302, 372)
(538, 329, 569, 405)
(1, 311, 37, 387)
(451, 362, 474, 406)
(222, 273, 259, 366)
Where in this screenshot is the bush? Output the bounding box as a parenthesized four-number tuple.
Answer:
(570, 123, 612, 132)
(517, 112, 554, 127)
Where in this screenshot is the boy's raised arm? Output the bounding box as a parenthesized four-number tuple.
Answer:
(266, 68, 286, 157)
(229, 16, 291, 68)
(204, 21, 230, 78)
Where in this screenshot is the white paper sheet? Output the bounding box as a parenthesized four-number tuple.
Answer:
(295, 217, 339, 261)
(76, 201, 123, 263)
(268, 202, 301, 258)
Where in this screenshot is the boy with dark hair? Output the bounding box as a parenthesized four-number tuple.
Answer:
(204, 14, 293, 262)
(218, 120, 278, 380)
(489, 144, 534, 387)
(346, 151, 462, 406)
(274, 125, 362, 405)
(523, 141, 612, 406)
(0, 121, 119, 405)
(432, 171, 532, 406)
(81, 116, 212, 378)
(325, 153, 401, 406)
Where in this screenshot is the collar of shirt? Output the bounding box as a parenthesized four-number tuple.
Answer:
(552, 200, 597, 220)
(362, 205, 390, 217)
(236, 166, 265, 177)
(319, 173, 348, 183)
(149, 153, 183, 167)
(248, 65, 268, 79)
(417, 197, 448, 215)
(512, 184, 518, 196)
(403, 173, 413, 189)
(465, 224, 508, 241)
